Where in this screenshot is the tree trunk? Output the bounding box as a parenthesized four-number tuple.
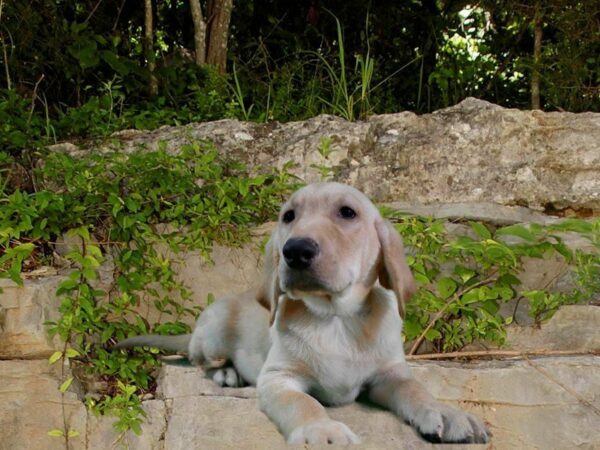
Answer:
(144, 0, 158, 96)
(531, 0, 543, 110)
(206, 0, 233, 74)
(189, 0, 207, 65)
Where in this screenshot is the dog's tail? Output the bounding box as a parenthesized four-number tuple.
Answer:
(112, 334, 192, 353)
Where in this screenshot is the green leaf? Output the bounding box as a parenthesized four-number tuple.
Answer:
(549, 219, 593, 234)
(462, 288, 483, 304)
(101, 50, 131, 76)
(67, 226, 90, 241)
(65, 348, 80, 358)
(437, 277, 457, 299)
(12, 242, 35, 256)
(59, 377, 74, 393)
(402, 319, 421, 339)
(414, 273, 430, 284)
(67, 430, 80, 438)
(454, 265, 476, 283)
(48, 429, 64, 437)
(496, 224, 537, 242)
(87, 245, 103, 259)
(424, 328, 441, 341)
(130, 421, 142, 436)
(48, 351, 63, 365)
(470, 222, 491, 239)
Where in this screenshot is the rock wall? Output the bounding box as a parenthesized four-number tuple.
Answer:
(57, 97, 600, 214)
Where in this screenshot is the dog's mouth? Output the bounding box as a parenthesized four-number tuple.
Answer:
(281, 271, 329, 293)
(281, 270, 352, 299)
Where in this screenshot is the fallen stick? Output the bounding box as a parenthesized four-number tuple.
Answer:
(406, 349, 600, 361)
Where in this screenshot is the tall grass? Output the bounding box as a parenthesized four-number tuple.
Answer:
(307, 11, 375, 120)
(232, 12, 420, 122)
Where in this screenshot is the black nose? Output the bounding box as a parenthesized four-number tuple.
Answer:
(282, 238, 320, 270)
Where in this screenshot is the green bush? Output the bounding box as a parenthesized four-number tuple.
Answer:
(1, 139, 296, 434)
(387, 212, 600, 354)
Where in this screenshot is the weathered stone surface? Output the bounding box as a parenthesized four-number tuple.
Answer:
(3, 350, 599, 449)
(0, 277, 63, 358)
(164, 396, 283, 450)
(86, 399, 167, 450)
(128, 224, 273, 326)
(411, 356, 600, 450)
(53, 98, 600, 213)
(0, 360, 87, 450)
(385, 201, 562, 226)
(156, 364, 257, 400)
(504, 305, 600, 352)
(174, 223, 274, 313)
(147, 356, 600, 450)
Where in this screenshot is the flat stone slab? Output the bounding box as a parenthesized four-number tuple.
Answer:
(0, 277, 64, 358)
(150, 356, 600, 450)
(0, 360, 87, 450)
(2, 355, 599, 449)
(504, 305, 600, 352)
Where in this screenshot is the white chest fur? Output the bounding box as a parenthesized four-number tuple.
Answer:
(276, 289, 406, 405)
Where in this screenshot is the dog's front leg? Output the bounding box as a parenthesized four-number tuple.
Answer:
(257, 369, 361, 445)
(368, 363, 490, 444)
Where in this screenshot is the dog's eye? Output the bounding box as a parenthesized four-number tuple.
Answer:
(339, 206, 357, 219)
(282, 210, 295, 223)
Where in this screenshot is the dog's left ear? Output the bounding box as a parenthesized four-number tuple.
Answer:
(375, 219, 417, 318)
(256, 231, 283, 326)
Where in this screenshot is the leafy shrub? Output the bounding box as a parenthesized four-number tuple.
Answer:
(0, 139, 296, 434)
(386, 212, 600, 354)
(0, 90, 52, 154)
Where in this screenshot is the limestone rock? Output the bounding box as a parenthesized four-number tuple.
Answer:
(3, 352, 599, 449)
(148, 356, 600, 450)
(156, 364, 257, 400)
(0, 360, 87, 450)
(505, 305, 600, 352)
(163, 396, 283, 450)
(86, 400, 167, 450)
(0, 277, 63, 358)
(411, 356, 600, 450)
(52, 98, 600, 213)
(385, 201, 562, 226)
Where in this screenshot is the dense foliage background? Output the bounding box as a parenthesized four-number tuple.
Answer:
(1, 0, 598, 152)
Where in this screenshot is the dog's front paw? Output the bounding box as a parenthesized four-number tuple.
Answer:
(411, 403, 490, 444)
(288, 419, 361, 445)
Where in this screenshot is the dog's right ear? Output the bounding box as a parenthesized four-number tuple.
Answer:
(256, 231, 282, 325)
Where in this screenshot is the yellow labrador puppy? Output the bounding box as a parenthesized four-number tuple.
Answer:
(115, 182, 490, 445)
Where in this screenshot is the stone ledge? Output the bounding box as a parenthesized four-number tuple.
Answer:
(149, 355, 600, 450)
(2, 355, 599, 449)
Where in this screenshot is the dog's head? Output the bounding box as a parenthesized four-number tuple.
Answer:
(257, 182, 416, 323)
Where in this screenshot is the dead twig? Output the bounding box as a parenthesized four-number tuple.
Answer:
(407, 349, 600, 361)
(27, 74, 45, 127)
